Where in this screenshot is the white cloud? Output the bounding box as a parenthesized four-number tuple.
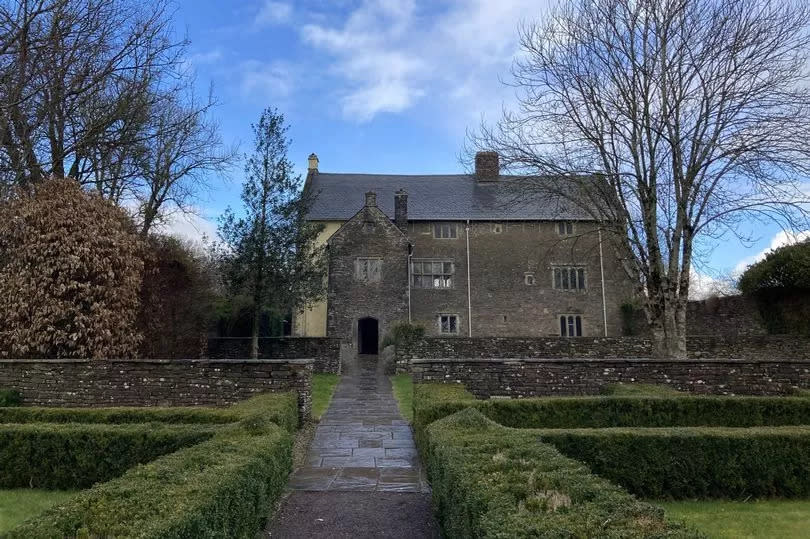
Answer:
(188, 49, 224, 66)
(157, 211, 218, 246)
(237, 60, 294, 99)
(256, 1, 293, 26)
(297, 0, 546, 122)
(732, 230, 810, 275)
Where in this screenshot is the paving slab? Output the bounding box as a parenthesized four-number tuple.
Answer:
(267, 354, 438, 537)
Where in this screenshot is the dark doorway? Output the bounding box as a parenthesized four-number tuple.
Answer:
(358, 317, 379, 355)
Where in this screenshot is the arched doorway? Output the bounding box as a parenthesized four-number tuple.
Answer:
(357, 317, 379, 355)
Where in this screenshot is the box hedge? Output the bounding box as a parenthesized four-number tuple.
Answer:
(413, 383, 810, 435)
(6, 424, 292, 538)
(0, 391, 299, 433)
(537, 426, 810, 499)
(0, 389, 21, 406)
(422, 408, 700, 538)
(0, 423, 217, 489)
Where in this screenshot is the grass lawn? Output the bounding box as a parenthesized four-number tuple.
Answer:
(312, 373, 340, 420)
(0, 489, 76, 532)
(659, 499, 810, 538)
(390, 374, 413, 422)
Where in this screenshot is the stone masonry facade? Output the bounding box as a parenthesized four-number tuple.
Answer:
(0, 358, 313, 420)
(205, 337, 341, 373)
(410, 358, 810, 397)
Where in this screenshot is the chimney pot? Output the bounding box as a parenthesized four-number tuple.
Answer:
(365, 191, 377, 207)
(394, 189, 408, 232)
(308, 153, 319, 172)
(475, 151, 499, 181)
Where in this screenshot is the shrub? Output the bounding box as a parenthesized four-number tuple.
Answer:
(539, 426, 810, 499)
(0, 391, 299, 433)
(0, 389, 21, 406)
(381, 321, 426, 349)
(422, 408, 699, 538)
(0, 179, 144, 358)
(7, 425, 292, 538)
(0, 423, 215, 489)
(413, 383, 810, 433)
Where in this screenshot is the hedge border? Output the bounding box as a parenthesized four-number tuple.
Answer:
(422, 408, 700, 538)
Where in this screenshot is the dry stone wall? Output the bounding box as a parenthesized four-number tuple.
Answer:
(205, 337, 340, 373)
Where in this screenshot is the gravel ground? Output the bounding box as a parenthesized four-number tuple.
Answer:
(264, 491, 440, 538)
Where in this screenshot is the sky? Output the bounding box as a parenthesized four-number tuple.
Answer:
(165, 0, 808, 298)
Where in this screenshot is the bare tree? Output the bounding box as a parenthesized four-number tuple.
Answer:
(134, 88, 237, 236)
(468, 0, 810, 358)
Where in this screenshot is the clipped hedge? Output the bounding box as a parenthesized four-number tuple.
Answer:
(0, 389, 21, 406)
(0, 423, 216, 489)
(537, 426, 810, 499)
(423, 408, 700, 538)
(0, 391, 299, 433)
(413, 383, 810, 435)
(7, 424, 292, 538)
(600, 383, 685, 397)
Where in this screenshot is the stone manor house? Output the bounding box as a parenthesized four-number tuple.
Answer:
(293, 152, 636, 354)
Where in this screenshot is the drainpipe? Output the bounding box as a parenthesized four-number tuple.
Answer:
(407, 245, 412, 323)
(466, 220, 472, 337)
(598, 227, 608, 337)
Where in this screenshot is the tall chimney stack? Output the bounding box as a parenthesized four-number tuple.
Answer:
(308, 153, 319, 173)
(394, 189, 408, 232)
(475, 151, 499, 181)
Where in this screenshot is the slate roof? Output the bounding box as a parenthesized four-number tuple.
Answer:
(306, 172, 594, 221)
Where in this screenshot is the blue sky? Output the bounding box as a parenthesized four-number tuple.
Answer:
(168, 0, 807, 296)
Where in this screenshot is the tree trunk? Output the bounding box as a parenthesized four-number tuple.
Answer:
(648, 300, 687, 359)
(250, 304, 260, 360)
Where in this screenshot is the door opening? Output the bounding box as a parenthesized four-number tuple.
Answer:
(358, 317, 379, 355)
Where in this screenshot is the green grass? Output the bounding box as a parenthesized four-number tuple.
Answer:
(0, 489, 76, 532)
(312, 374, 340, 420)
(390, 374, 414, 422)
(659, 499, 810, 538)
(601, 383, 685, 396)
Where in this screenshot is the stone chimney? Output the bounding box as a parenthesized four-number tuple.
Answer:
(365, 191, 377, 207)
(394, 189, 408, 232)
(308, 153, 319, 173)
(475, 151, 499, 181)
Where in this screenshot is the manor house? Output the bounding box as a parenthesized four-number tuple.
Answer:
(293, 152, 636, 354)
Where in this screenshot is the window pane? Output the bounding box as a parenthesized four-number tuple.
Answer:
(443, 262, 453, 274)
(449, 225, 456, 238)
(562, 269, 569, 289)
(568, 316, 575, 336)
(566, 222, 573, 234)
(560, 316, 566, 336)
(558, 222, 565, 234)
(578, 268, 585, 289)
(575, 316, 582, 336)
(440, 316, 449, 333)
(445, 276, 453, 288)
(431, 261, 441, 274)
(554, 268, 561, 288)
(412, 262, 421, 275)
(449, 316, 457, 333)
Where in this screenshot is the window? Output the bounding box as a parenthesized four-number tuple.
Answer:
(557, 221, 574, 235)
(524, 272, 536, 286)
(553, 266, 586, 290)
(362, 220, 376, 233)
(412, 259, 454, 289)
(439, 314, 459, 334)
(560, 315, 583, 337)
(355, 258, 382, 282)
(433, 223, 457, 239)
(491, 223, 503, 234)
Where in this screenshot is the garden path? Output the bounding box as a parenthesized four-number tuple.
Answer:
(266, 355, 439, 538)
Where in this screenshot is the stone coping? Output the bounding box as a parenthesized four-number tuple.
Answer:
(0, 358, 316, 365)
(409, 357, 810, 364)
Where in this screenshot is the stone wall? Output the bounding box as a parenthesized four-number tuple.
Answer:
(410, 358, 810, 397)
(205, 337, 341, 373)
(0, 359, 313, 421)
(687, 295, 767, 336)
(396, 335, 810, 370)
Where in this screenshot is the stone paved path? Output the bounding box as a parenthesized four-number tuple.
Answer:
(287, 355, 428, 492)
(266, 355, 439, 538)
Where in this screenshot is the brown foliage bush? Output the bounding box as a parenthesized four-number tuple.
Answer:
(0, 178, 144, 358)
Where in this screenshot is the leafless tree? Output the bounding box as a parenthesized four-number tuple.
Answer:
(0, 0, 233, 233)
(468, 0, 810, 358)
(134, 88, 237, 236)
